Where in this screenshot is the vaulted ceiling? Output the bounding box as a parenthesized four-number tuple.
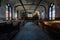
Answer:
(1, 0, 55, 12)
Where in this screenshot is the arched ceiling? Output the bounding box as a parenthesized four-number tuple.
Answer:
(3, 0, 55, 12)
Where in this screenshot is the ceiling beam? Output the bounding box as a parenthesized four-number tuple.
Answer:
(15, 7, 34, 11)
(15, 4, 44, 8)
(33, 0, 42, 12)
(14, 4, 46, 11)
(23, 3, 36, 5)
(19, 0, 27, 12)
(14, 4, 37, 8)
(26, 5, 46, 10)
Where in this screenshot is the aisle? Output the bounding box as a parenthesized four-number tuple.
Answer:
(13, 22, 53, 40)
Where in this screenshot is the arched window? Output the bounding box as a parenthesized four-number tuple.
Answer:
(49, 3, 55, 20)
(6, 5, 8, 20)
(6, 4, 12, 20)
(52, 4, 55, 20)
(49, 7, 52, 20)
(41, 11, 45, 20)
(8, 4, 12, 20)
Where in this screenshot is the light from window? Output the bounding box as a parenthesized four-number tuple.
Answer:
(52, 5, 55, 20)
(6, 5, 8, 20)
(49, 7, 52, 20)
